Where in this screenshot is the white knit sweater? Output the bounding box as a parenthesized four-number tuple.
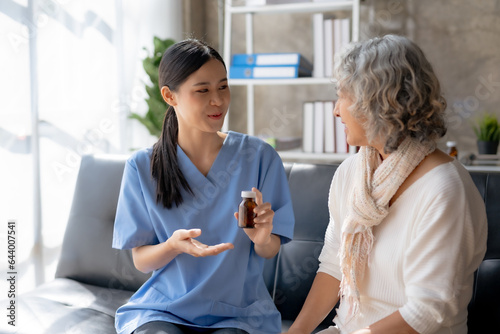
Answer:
(318, 155, 487, 334)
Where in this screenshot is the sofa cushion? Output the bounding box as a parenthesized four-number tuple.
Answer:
(271, 163, 338, 330)
(0, 278, 133, 334)
(55, 155, 150, 291)
(286, 163, 337, 241)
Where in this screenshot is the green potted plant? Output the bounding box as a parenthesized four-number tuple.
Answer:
(473, 112, 500, 155)
(130, 36, 176, 138)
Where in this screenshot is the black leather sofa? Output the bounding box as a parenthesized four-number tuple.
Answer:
(2, 154, 499, 333)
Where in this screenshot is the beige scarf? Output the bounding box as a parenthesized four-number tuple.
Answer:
(339, 137, 435, 319)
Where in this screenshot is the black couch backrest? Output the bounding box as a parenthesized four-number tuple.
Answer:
(466, 173, 500, 333)
(268, 163, 338, 327)
(55, 155, 150, 291)
(469, 173, 500, 260)
(56, 155, 500, 333)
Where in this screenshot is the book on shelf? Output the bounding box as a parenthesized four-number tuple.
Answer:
(340, 17, 351, 51)
(323, 18, 334, 78)
(469, 154, 500, 166)
(231, 53, 313, 72)
(324, 101, 335, 153)
(313, 101, 325, 153)
(229, 65, 312, 79)
(335, 103, 348, 153)
(302, 100, 347, 154)
(312, 13, 324, 78)
(317, 15, 351, 78)
(302, 102, 314, 153)
(474, 154, 500, 160)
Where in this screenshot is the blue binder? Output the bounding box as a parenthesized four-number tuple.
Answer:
(229, 65, 312, 79)
(231, 53, 313, 72)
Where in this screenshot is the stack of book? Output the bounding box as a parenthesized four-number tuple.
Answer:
(313, 13, 351, 78)
(302, 100, 349, 154)
(468, 154, 500, 166)
(229, 53, 313, 79)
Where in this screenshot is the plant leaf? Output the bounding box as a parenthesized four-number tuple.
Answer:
(473, 112, 500, 142)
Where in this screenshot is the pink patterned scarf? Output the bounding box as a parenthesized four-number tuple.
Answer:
(339, 137, 435, 320)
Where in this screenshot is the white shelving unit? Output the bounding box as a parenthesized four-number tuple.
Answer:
(222, 0, 360, 162)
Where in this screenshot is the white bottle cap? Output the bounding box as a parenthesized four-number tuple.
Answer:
(241, 191, 256, 198)
(446, 141, 457, 147)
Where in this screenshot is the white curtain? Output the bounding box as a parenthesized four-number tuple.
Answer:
(0, 0, 183, 294)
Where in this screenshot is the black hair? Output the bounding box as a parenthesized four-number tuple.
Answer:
(151, 39, 226, 208)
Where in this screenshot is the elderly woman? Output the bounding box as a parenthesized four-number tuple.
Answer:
(285, 35, 487, 334)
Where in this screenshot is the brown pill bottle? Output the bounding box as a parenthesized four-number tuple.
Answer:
(446, 141, 458, 159)
(238, 191, 257, 228)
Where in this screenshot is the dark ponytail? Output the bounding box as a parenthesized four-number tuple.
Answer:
(151, 106, 191, 208)
(151, 39, 226, 208)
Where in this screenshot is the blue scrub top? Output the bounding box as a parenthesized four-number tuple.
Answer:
(112, 131, 295, 334)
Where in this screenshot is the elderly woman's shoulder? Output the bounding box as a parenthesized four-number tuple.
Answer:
(415, 149, 474, 193)
(333, 153, 359, 184)
(421, 149, 454, 172)
(337, 153, 358, 171)
(397, 149, 454, 194)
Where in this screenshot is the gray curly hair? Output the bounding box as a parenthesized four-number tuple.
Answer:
(334, 34, 447, 154)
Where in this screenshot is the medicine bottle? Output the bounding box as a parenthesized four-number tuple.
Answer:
(238, 191, 257, 228)
(446, 141, 458, 159)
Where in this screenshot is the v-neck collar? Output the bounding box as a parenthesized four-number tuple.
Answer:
(176, 132, 232, 188)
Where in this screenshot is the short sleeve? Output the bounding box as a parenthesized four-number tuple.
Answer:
(258, 147, 295, 245)
(112, 158, 159, 249)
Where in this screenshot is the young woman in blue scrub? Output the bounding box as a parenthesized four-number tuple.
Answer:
(112, 39, 295, 334)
